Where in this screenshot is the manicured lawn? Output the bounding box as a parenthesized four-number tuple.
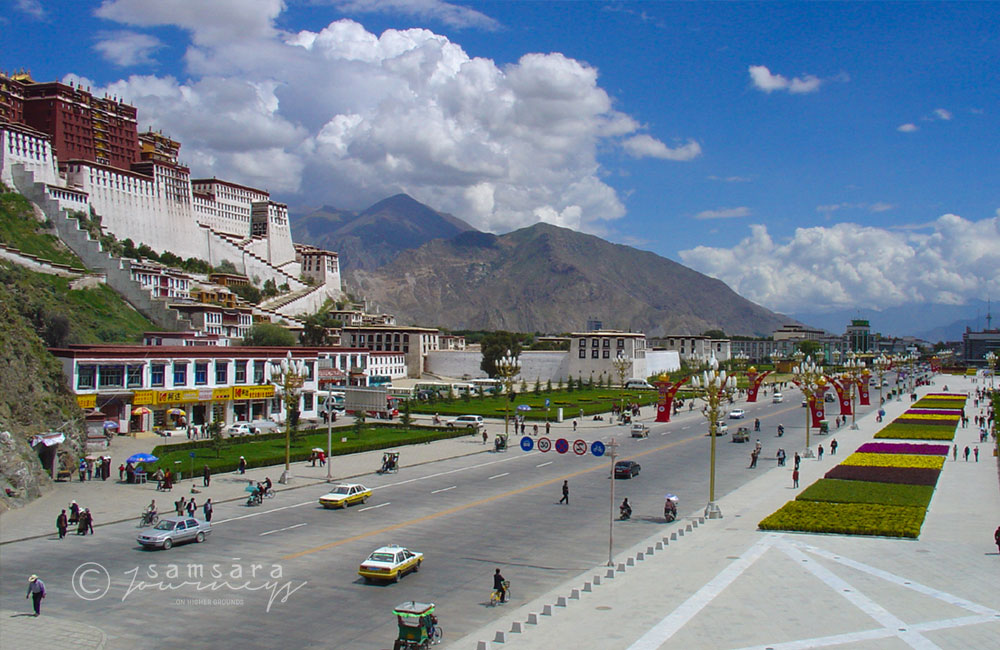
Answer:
(758, 501, 926, 538)
(150, 424, 475, 475)
(797, 479, 934, 508)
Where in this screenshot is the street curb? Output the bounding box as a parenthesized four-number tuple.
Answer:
(0, 447, 490, 547)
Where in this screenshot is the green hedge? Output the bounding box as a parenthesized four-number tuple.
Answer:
(758, 501, 926, 538)
(152, 422, 448, 453)
(796, 479, 934, 508)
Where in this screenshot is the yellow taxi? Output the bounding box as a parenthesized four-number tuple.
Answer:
(358, 545, 423, 583)
(318, 483, 371, 509)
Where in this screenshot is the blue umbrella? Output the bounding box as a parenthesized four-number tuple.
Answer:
(127, 453, 158, 464)
(103, 421, 119, 429)
(516, 404, 532, 411)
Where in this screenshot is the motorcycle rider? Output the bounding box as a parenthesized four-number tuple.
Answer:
(777, 424, 784, 437)
(619, 498, 632, 520)
(664, 497, 677, 521)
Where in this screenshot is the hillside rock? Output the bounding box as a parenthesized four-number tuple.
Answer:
(349, 222, 789, 336)
(291, 194, 477, 271)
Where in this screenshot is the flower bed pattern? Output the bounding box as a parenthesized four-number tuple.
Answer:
(759, 501, 925, 538)
(856, 442, 949, 455)
(797, 479, 934, 508)
(874, 423, 958, 440)
(824, 464, 940, 485)
(841, 452, 944, 470)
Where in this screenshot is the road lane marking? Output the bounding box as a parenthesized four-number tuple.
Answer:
(260, 523, 307, 537)
(431, 486, 456, 494)
(536, 461, 553, 468)
(488, 472, 509, 480)
(282, 436, 693, 562)
(359, 503, 390, 512)
(214, 501, 313, 525)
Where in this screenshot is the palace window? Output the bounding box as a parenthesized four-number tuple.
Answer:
(173, 362, 188, 387)
(77, 365, 96, 390)
(151, 364, 165, 387)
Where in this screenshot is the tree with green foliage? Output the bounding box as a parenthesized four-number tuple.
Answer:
(533, 378, 541, 394)
(400, 399, 412, 428)
(480, 331, 524, 377)
(241, 322, 296, 346)
(796, 340, 822, 358)
(702, 329, 727, 339)
(353, 409, 366, 438)
(206, 421, 225, 458)
(519, 379, 528, 393)
(447, 384, 456, 401)
(557, 378, 564, 391)
(566, 376, 575, 392)
(547, 379, 553, 392)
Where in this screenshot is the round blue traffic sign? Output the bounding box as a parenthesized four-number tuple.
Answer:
(591, 441, 606, 457)
(520, 436, 534, 452)
(555, 438, 569, 454)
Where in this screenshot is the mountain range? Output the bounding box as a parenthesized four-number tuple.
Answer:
(290, 194, 791, 335)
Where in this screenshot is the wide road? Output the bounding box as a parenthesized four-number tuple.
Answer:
(0, 384, 882, 649)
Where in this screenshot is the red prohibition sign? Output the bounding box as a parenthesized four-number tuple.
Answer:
(537, 437, 552, 453)
(573, 439, 587, 455)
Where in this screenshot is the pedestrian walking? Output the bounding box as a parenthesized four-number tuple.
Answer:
(964, 445, 971, 462)
(79, 458, 87, 482)
(238, 456, 247, 474)
(533, 424, 538, 436)
(749, 449, 758, 468)
(792, 469, 800, 488)
(794, 452, 801, 471)
(77, 508, 94, 535)
(176, 496, 186, 516)
(482, 429, 488, 445)
(545, 421, 551, 435)
(953, 444, 958, 461)
(163, 468, 173, 491)
(203, 498, 213, 522)
(26, 575, 45, 616)
(830, 439, 838, 455)
(995, 525, 1000, 554)
(572, 420, 578, 432)
(974, 446, 979, 462)
(203, 465, 211, 487)
(818, 445, 825, 460)
(56, 510, 68, 539)
(559, 480, 569, 504)
(186, 498, 197, 518)
(68, 500, 80, 524)
(118, 463, 125, 481)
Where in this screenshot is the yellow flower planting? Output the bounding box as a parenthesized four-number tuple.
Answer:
(841, 452, 944, 470)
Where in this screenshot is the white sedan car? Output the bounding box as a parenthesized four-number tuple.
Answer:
(729, 409, 746, 419)
(358, 545, 423, 583)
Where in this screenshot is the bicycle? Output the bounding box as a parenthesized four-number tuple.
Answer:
(489, 580, 511, 606)
(138, 511, 158, 527)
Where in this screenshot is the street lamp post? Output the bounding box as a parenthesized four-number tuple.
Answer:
(843, 354, 865, 430)
(612, 351, 632, 423)
(985, 351, 997, 391)
(690, 357, 737, 519)
(873, 354, 891, 407)
(607, 437, 619, 566)
(791, 355, 825, 457)
(496, 350, 520, 436)
(269, 351, 306, 484)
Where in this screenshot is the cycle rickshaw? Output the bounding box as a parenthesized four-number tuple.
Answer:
(494, 432, 508, 452)
(393, 601, 441, 649)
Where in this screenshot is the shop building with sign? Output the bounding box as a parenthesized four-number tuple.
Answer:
(50, 344, 373, 434)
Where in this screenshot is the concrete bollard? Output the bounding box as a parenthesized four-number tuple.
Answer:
(583, 582, 592, 592)
(476, 641, 490, 650)
(636, 552, 645, 561)
(617, 563, 626, 572)
(527, 613, 539, 625)
(686, 523, 692, 532)
(510, 622, 522, 634)
(605, 568, 615, 579)
(678, 528, 685, 537)
(493, 631, 506, 643)
(670, 532, 677, 540)
(542, 604, 553, 616)
(699, 516, 706, 524)
(692, 520, 699, 528)
(655, 541, 664, 550)
(556, 596, 568, 607)
(593, 575, 602, 585)
(571, 588, 581, 599)
(626, 557, 635, 566)
(647, 546, 655, 555)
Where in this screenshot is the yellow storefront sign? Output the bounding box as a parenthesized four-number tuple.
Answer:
(212, 387, 233, 401)
(156, 389, 201, 404)
(132, 390, 155, 406)
(76, 394, 96, 409)
(233, 385, 275, 400)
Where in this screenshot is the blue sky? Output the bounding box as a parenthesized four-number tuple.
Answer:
(3, 0, 998, 320)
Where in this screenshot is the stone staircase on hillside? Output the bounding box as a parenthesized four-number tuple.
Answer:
(11, 164, 194, 332)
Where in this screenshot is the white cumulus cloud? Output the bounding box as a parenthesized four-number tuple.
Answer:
(933, 108, 953, 121)
(15, 0, 45, 18)
(94, 31, 164, 67)
(748, 65, 822, 94)
(679, 213, 1000, 313)
(325, 0, 501, 30)
(897, 123, 918, 132)
(75, 9, 697, 234)
(694, 206, 751, 220)
(622, 135, 702, 161)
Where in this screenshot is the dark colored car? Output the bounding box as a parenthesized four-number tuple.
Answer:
(614, 460, 641, 479)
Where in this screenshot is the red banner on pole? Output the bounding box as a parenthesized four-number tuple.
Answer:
(654, 376, 689, 422)
(826, 376, 853, 416)
(745, 368, 773, 403)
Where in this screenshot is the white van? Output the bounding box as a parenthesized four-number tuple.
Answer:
(447, 415, 485, 431)
(625, 379, 655, 390)
(772, 392, 784, 403)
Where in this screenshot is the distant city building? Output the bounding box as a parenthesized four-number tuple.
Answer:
(772, 323, 826, 342)
(342, 325, 440, 378)
(962, 327, 1000, 366)
(567, 330, 647, 382)
(439, 334, 466, 350)
(653, 335, 731, 365)
(846, 319, 872, 352)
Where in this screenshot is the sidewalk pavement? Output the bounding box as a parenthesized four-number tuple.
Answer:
(452, 375, 1000, 650)
(0, 609, 106, 649)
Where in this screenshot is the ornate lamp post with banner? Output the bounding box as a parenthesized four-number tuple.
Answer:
(986, 351, 997, 390)
(690, 357, 737, 519)
(496, 350, 520, 436)
(612, 351, 632, 422)
(791, 356, 826, 458)
(843, 355, 865, 430)
(269, 351, 306, 484)
(873, 354, 891, 406)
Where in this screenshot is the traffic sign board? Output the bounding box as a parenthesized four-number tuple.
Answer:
(555, 438, 569, 454)
(573, 439, 587, 455)
(520, 436, 534, 452)
(537, 437, 552, 453)
(545, 398, 551, 407)
(591, 441, 606, 457)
